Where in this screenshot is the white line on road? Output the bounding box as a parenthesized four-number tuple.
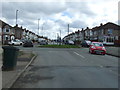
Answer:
(73, 52, 85, 58)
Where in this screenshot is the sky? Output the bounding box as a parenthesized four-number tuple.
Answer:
(0, 0, 119, 39)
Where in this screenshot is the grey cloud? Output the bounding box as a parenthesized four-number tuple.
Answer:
(19, 19, 35, 26)
(70, 20, 87, 28)
(56, 20, 68, 27)
(1, 1, 116, 39)
(66, 2, 96, 17)
(56, 19, 87, 29)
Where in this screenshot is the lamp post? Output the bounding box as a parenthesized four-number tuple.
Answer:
(60, 29, 61, 45)
(68, 24, 70, 40)
(38, 18, 40, 36)
(16, 10, 18, 25)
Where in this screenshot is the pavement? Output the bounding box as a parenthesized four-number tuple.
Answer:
(105, 46, 120, 57)
(0, 46, 37, 89)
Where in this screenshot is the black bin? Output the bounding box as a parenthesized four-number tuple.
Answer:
(2, 46, 19, 71)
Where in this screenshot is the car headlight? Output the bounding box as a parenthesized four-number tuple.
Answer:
(91, 46, 96, 49)
(102, 47, 105, 50)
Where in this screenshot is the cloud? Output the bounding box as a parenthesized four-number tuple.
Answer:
(70, 20, 87, 28)
(1, 0, 119, 39)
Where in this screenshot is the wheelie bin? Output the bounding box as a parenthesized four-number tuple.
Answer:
(2, 46, 19, 71)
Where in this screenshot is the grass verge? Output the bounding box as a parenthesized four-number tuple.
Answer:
(38, 45, 80, 48)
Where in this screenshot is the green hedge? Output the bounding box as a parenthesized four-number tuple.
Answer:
(38, 45, 80, 48)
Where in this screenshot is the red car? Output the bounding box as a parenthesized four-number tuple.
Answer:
(89, 42, 106, 55)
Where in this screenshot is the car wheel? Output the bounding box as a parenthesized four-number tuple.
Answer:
(89, 49, 90, 53)
(20, 43, 22, 45)
(12, 43, 14, 45)
(90, 50, 93, 54)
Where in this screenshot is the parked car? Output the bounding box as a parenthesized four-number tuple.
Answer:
(39, 40, 48, 45)
(20, 39, 27, 43)
(81, 40, 91, 47)
(89, 42, 106, 55)
(8, 39, 23, 45)
(65, 40, 74, 45)
(23, 40, 33, 47)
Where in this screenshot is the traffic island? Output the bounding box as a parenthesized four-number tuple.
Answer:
(2, 50, 37, 89)
(38, 45, 80, 48)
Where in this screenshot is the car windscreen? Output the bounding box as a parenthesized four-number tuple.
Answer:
(86, 41, 91, 44)
(93, 43, 103, 47)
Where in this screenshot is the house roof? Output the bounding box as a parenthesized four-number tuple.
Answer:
(0, 19, 12, 28)
(92, 22, 120, 31)
(102, 22, 120, 30)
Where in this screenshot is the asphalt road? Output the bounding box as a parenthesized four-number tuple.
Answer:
(12, 47, 118, 88)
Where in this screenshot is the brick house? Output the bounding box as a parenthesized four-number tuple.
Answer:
(63, 22, 120, 45)
(0, 20, 2, 44)
(91, 22, 120, 45)
(0, 20, 13, 45)
(84, 27, 90, 40)
(80, 28, 85, 40)
(13, 24, 23, 40)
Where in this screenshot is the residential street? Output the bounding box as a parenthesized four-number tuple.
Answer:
(1, 1, 119, 89)
(12, 47, 118, 88)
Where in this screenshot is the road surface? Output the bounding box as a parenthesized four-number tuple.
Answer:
(12, 47, 118, 88)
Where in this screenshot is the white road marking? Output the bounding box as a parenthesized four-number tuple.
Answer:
(73, 52, 85, 58)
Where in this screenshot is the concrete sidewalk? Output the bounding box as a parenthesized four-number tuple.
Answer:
(0, 48, 36, 89)
(2, 59, 29, 88)
(105, 46, 120, 57)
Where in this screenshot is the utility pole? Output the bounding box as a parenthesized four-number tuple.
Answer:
(60, 30, 61, 45)
(68, 24, 70, 40)
(57, 33, 59, 45)
(68, 24, 69, 35)
(16, 10, 18, 25)
(38, 19, 40, 36)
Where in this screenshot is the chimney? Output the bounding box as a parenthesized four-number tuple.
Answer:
(82, 28, 84, 31)
(100, 23, 103, 26)
(86, 27, 89, 29)
(15, 24, 18, 27)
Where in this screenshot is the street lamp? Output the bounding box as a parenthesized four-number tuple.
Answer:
(16, 10, 18, 25)
(38, 18, 40, 36)
(60, 29, 61, 45)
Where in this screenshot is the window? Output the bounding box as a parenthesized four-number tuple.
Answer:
(106, 37, 114, 42)
(0, 28, 1, 33)
(108, 29, 113, 35)
(101, 29, 104, 35)
(94, 31, 96, 35)
(6, 29, 10, 32)
(115, 36, 118, 40)
(6, 37, 8, 40)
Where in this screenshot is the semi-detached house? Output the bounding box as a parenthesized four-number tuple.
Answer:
(0, 20, 45, 45)
(63, 22, 120, 46)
